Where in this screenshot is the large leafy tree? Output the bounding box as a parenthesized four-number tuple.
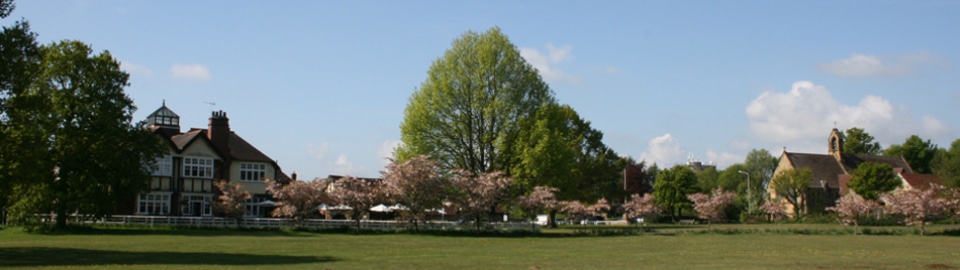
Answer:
(7, 40, 164, 228)
(652, 165, 698, 219)
(397, 27, 554, 175)
(716, 163, 747, 192)
(381, 155, 448, 232)
(769, 168, 812, 218)
(0, 4, 43, 225)
(842, 127, 882, 155)
(695, 166, 720, 193)
(847, 162, 900, 200)
(884, 135, 938, 173)
(933, 138, 960, 188)
(511, 103, 576, 200)
(743, 149, 778, 206)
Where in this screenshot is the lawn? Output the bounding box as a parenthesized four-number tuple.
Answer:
(1, 224, 958, 269)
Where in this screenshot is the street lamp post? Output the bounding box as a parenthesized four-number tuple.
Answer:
(738, 170, 752, 213)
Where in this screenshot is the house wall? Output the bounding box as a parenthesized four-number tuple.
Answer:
(229, 161, 274, 195)
(768, 153, 801, 217)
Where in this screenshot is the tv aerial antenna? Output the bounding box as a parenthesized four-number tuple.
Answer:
(202, 101, 216, 111)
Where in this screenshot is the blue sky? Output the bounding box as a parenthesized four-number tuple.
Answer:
(8, 1, 959, 179)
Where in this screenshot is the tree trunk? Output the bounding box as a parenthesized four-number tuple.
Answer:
(56, 203, 68, 229)
(548, 210, 557, 228)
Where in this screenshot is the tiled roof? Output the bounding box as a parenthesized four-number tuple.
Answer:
(900, 173, 942, 189)
(840, 154, 913, 174)
(228, 133, 273, 162)
(784, 152, 846, 188)
(170, 130, 203, 151)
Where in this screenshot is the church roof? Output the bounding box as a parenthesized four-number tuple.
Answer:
(783, 152, 847, 189)
(839, 154, 913, 174)
(900, 173, 942, 189)
(783, 152, 914, 189)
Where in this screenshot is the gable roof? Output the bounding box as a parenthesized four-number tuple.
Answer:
(784, 151, 919, 191)
(783, 152, 846, 189)
(228, 133, 274, 162)
(840, 154, 913, 174)
(900, 173, 941, 189)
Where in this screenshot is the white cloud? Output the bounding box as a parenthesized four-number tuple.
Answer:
(818, 52, 948, 78)
(705, 149, 742, 168)
(376, 140, 402, 166)
(171, 64, 211, 80)
(331, 153, 365, 176)
(638, 133, 685, 166)
(519, 43, 580, 83)
(120, 61, 153, 78)
(745, 80, 951, 148)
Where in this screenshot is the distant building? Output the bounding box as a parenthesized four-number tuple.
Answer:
(686, 160, 716, 173)
(125, 102, 290, 217)
(768, 128, 937, 215)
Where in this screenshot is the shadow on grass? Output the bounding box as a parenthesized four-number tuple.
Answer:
(0, 247, 337, 267)
(31, 225, 315, 237)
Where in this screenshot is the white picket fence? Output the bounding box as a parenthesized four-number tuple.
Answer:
(97, 215, 538, 232)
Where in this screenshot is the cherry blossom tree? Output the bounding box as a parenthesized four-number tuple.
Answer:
(591, 198, 611, 218)
(561, 198, 610, 225)
(881, 184, 951, 235)
(214, 180, 251, 225)
(266, 178, 330, 226)
(759, 199, 787, 224)
(687, 187, 737, 226)
(561, 201, 590, 225)
(517, 186, 562, 228)
(449, 170, 513, 232)
(826, 194, 880, 235)
(329, 176, 386, 231)
(623, 193, 661, 223)
(945, 188, 960, 219)
(381, 155, 448, 232)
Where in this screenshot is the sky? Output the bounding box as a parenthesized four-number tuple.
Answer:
(7, 1, 959, 179)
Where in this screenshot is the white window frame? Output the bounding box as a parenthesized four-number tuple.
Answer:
(239, 163, 266, 182)
(181, 194, 213, 216)
(152, 156, 173, 176)
(183, 157, 214, 179)
(137, 192, 171, 215)
(244, 197, 265, 217)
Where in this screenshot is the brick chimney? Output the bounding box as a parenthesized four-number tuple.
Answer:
(208, 110, 230, 158)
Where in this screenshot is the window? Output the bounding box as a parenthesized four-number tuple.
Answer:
(245, 197, 265, 217)
(240, 163, 266, 181)
(152, 156, 173, 176)
(183, 157, 214, 178)
(137, 193, 171, 215)
(181, 194, 213, 216)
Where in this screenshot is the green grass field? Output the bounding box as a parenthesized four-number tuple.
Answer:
(1, 224, 959, 269)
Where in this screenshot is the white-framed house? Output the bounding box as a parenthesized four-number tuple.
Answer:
(129, 102, 290, 217)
